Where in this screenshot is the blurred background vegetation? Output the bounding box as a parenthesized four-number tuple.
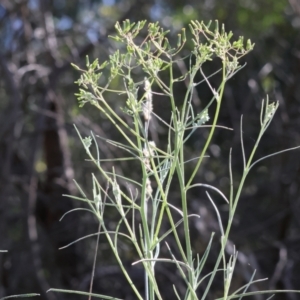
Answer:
(0, 0, 300, 299)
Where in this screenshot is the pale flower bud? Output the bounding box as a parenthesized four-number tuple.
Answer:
(143, 78, 153, 121)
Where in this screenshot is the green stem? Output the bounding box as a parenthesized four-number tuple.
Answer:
(187, 61, 227, 189)
(152, 62, 189, 264)
(201, 116, 271, 300)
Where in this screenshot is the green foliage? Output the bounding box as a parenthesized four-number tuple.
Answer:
(50, 19, 300, 300)
(0, 293, 40, 300)
(236, 0, 286, 31)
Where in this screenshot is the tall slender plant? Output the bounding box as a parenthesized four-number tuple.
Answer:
(48, 20, 300, 300)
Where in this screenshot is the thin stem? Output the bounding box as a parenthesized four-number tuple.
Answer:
(187, 60, 227, 188)
(88, 184, 108, 300)
(201, 105, 278, 300)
